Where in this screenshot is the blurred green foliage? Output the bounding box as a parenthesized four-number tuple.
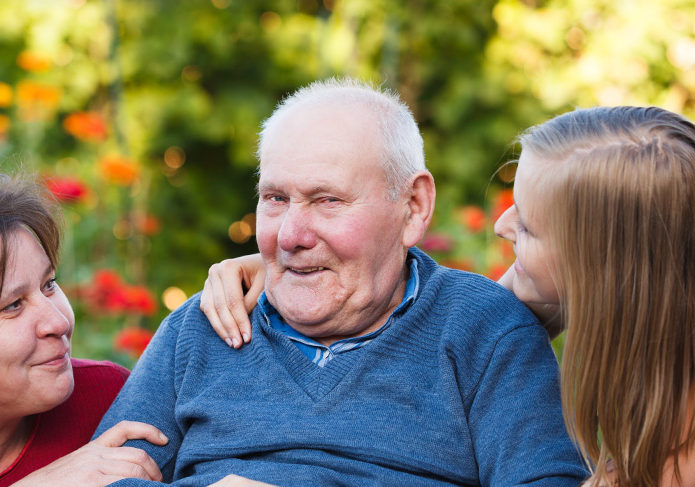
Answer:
(0, 0, 693, 365)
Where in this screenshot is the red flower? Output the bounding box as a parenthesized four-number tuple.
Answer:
(93, 269, 122, 289)
(420, 232, 453, 253)
(491, 188, 514, 222)
(80, 270, 157, 316)
(135, 214, 161, 236)
(124, 286, 157, 316)
(458, 205, 486, 233)
(44, 176, 88, 203)
(63, 111, 108, 141)
(114, 327, 153, 358)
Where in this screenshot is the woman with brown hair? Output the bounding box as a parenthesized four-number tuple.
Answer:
(0, 174, 168, 486)
(202, 106, 695, 486)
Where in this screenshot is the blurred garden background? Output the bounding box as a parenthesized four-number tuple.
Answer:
(1, 0, 694, 367)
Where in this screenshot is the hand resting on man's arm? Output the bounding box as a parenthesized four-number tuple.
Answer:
(12, 421, 167, 487)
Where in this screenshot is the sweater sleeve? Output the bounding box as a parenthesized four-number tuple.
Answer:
(93, 312, 184, 483)
(465, 324, 588, 486)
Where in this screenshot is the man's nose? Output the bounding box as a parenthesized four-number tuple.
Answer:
(493, 206, 516, 243)
(277, 204, 318, 251)
(36, 296, 72, 339)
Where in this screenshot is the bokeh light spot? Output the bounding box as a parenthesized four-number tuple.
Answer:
(228, 221, 253, 243)
(164, 146, 186, 169)
(163, 286, 188, 311)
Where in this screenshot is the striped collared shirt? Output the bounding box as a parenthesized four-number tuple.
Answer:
(257, 258, 420, 367)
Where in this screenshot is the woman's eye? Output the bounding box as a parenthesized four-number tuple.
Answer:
(2, 299, 22, 313)
(43, 277, 57, 292)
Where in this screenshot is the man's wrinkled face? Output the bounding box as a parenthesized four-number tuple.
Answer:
(256, 103, 410, 344)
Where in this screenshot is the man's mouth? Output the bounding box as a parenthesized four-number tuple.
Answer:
(288, 266, 326, 274)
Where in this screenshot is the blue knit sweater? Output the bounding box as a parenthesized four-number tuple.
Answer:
(96, 248, 587, 486)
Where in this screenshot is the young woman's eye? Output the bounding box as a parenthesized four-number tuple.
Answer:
(43, 277, 57, 292)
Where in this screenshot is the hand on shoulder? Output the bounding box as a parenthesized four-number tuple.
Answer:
(200, 253, 265, 348)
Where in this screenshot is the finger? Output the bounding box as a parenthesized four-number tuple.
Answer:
(223, 273, 253, 344)
(97, 459, 157, 481)
(112, 446, 163, 481)
(238, 273, 265, 343)
(94, 421, 168, 448)
(202, 275, 239, 348)
(243, 270, 265, 312)
(210, 266, 245, 348)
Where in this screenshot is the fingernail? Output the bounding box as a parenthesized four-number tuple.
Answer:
(224, 337, 234, 348)
(242, 333, 250, 343)
(159, 432, 168, 442)
(232, 337, 240, 348)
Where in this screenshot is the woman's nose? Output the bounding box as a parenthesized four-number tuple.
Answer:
(493, 206, 517, 243)
(35, 296, 72, 338)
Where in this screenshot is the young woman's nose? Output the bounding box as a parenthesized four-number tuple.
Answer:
(493, 206, 517, 244)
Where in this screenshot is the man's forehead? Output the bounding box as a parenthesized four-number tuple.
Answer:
(257, 170, 350, 193)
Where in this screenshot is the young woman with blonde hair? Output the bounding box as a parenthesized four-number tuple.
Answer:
(496, 106, 695, 486)
(200, 105, 695, 486)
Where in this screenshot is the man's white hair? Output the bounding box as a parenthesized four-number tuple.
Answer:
(257, 78, 426, 198)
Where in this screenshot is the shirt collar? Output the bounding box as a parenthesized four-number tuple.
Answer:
(257, 257, 419, 347)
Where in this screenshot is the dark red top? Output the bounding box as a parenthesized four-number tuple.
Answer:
(0, 358, 129, 486)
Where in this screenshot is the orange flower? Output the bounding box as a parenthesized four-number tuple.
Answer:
(458, 205, 486, 233)
(0, 82, 12, 108)
(0, 114, 9, 134)
(63, 111, 108, 141)
(16, 80, 60, 121)
(114, 327, 154, 358)
(99, 155, 140, 186)
(491, 188, 514, 222)
(16, 51, 52, 72)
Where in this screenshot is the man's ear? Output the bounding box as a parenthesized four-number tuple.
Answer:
(402, 171, 436, 248)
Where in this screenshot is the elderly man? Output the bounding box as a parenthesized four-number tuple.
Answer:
(95, 79, 586, 486)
